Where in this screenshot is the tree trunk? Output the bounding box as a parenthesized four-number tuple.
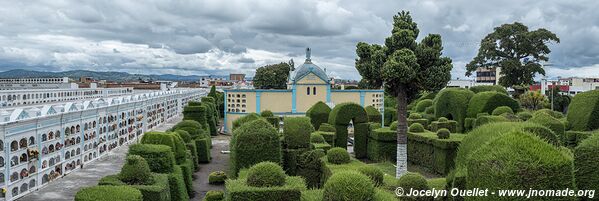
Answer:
(396, 88, 408, 178)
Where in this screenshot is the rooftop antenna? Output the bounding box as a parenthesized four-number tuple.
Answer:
(306, 47, 311, 62)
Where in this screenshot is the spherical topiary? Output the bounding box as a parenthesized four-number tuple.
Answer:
(204, 190, 224, 201)
(323, 171, 375, 201)
(327, 147, 350, 164)
(492, 106, 514, 116)
(357, 166, 384, 186)
(310, 132, 326, 143)
(408, 113, 422, 119)
(208, 171, 227, 185)
(390, 121, 398, 130)
(260, 110, 274, 117)
(437, 128, 450, 139)
(246, 162, 286, 187)
(517, 111, 533, 121)
(416, 99, 433, 113)
(118, 155, 153, 185)
(398, 172, 430, 201)
(408, 123, 425, 133)
(438, 117, 448, 122)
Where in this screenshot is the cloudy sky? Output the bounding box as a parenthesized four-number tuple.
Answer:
(0, 0, 598, 80)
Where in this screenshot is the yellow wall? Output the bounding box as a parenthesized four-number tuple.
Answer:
(296, 73, 326, 84)
(296, 85, 327, 113)
(225, 113, 245, 133)
(261, 92, 292, 113)
(226, 91, 256, 113)
(364, 92, 384, 111)
(330, 92, 360, 105)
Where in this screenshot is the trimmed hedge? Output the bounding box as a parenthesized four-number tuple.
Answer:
(473, 115, 509, 128)
(567, 90, 599, 131)
(128, 144, 175, 174)
(283, 117, 315, 149)
(365, 106, 382, 123)
(383, 107, 397, 126)
(183, 106, 209, 130)
(407, 131, 463, 175)
(282, 148, 310, 175)
(225, 176, 306, 201)
(313, 131, 335, 145)
(465, 131, 575, 199)
(491, 106, 513, 116)
(186, 142, 199, 170)
(367, 128, 396, 162)
(353, 122, 370, 158)
(209, 171, 227, 185)
(433, 88, 475, 133)
(230, 119, 282, 176)
(469, 85, 508, 94)
(168, 165, 189, 201)
(306, 101, 332, 130)
(565, 131, 594, 148)
(172, 120, 207, 139)
(99, 173, 171, 201)
(516, 111, 533, 121)
(326, 147, 350, 164)
(174, 130, 192, 142)
(408, 123, 425, 132)
(528, 112, 565, 144)
(195, 138, 211, 163)
(179, 160, 194, 196)
(318, 123, 336, 132)
(323, 171, 375, 201)
(202, 101, 218, 136)
(466, 91, 520, 118)
(328, 102, 368, 148)
(535, 108, 565, 119)
(437, 128, 450, 139)
(141, 132, 187, 164)
(574, 134, 599, 193)
(246, 162, 286, 187)
(260, 110, 274, 117)
(357, 166, 384, 187)
(265, 116, 280, 129)
(232, 113, 262, 132)
(297, 150, 331, 188)
(119, 155, 154, 185)
(397, 172, 430, 201)
(75, 186, 143, 201)
(204, 190, 224, 201)
(429, 119, 457, 133)
(310, 132, 326, 143)
(415, 99, 433, 113)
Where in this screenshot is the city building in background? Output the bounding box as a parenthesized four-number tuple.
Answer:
(530, 77, 599, 95)
(475, 67, 501, 85)
(0, 77, 76, 91)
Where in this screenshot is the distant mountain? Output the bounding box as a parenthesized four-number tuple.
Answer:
(0, 69, 205, 82)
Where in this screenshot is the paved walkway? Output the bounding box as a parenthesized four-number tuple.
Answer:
(19, 116, 184, 201)
(193, 135, 229, 200)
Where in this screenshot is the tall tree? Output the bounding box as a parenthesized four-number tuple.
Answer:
(519, 90, 547, 110)
(546, 87, 571, 113)
(253, 62, 291, 89)
(355, 11, 452, 177)
(356, 43, 386, 89)
(465, 22, 559, 94)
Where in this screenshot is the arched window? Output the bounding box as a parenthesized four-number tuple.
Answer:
(12, 187, 18, 197)
(0, 157, 4, 167)
(42, 134, 47, 142)
(0, 140, 3, 151)
(20, 183, 28, 193)
(10, 140, 18, 151)
(11, 156, 18, 167)
(19, 138, 27, 148)
(313, 87, 316, 95)
(29, 136, 35, 145)
(56, 130, 61, 138)
(10, 172, 18, 182)
(307, 87, 310, 95)
(42, 174, 49, 184)
(29, 179, 36, 188)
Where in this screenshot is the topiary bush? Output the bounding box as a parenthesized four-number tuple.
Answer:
(328, 102, 368, 149)
(326, 147, 350, 164)
(535, 108, 564, 119)
(128, 144, 175, 174)
(433, 88, 475, 133)
(516, 111, 533, 121)
(567, 90, 599, 131)
(528, 112, 565, 144)
(469, 85, 508, 94)
(409, 113, 422, 119)
(415, 99, 433, 113)
(323, 171, 375, 201)
(75, 186, 142, 201)
(365, 106, 382, 123)
(312, 131, 335, 146)
(260, 110, 274, 117)
(436, 128, 450, 139)
(99, 173, 171, 201)
(310, 132, 326, 144)
(172, 120, 207, 139)
(357, 166, 384, 187)
(408, 123, 425, 133)
(383, 107, 397, 126)
(473, 115, 509, 128)
(367, 127, 396, 162)
(297, 150, 331, 188)
(306, 101, 332, 130)
(246, 162, 286, 187)
(467, 91, 520, 118)
(318, 123, 336, 132)
(204, 190, 224, 201)
(141, 131, 188, 164)
(398, 172, 430, 201)
(168, 165, 190, 201)
(230, 119, 282, 176)
(491, 106, 514, 116)
(465, 131, 575, 199)
(232, 113, 262, 132)
(174, 129, 192, 142)
(283, 117, 315, 149)
(119, 155, 154, 185)
(574, 134, 599, 194)
(183, 105, 209, 129)
(390, 121, 398, 130)
(208, 171, 227, 185)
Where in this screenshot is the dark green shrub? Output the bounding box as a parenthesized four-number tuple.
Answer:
(516, 111, 533, 121)
(282, 148, 311, 175)
(260, 110, 274, 117)
(437, 128, 450, 139)
(230, 119, 282, 176)
(429, 119, 457, 132)
(433, 88, 475, 133)
(467, 91, 520, 118)
(328, 102, 368, 148)
(265, 116, 279, 129)
(565, 131, 594, 148)
(208, 171, 227, 184)
(574, 134, 599, 193)
(390, 121, 398, 130)
(424, 106, 434, 114)
(318, 123, 336, 132)
(408, 123, 425, 133)
(232, 113, 262, 132)
(297, 150, 331, 188)
(352, 122, 370, 158)
(383, 107, 397, 126)
(567, 90, 599, 131)
(141, 131, 188, 164)
(119, 155, 153, 185)
(367, 128, 396, 162)
(521, 124, 560, 146)
(358, 166, 384, 187)
(310, 132, 326, 143)
(416, 99, 433, 112)
(365, 106, 382, 123)
(409, 113, 422, 119)
(465, 131, 575, 199)
(183, 106, 208, 129)
(195, 138, 211, 163)
(202, 101, 218, 136)
(168, 165, 189, 201)
(186, 142, 199, 170)
(174, 129, 191, 142)
(473, 115, 509, 128)
(528, 112, 565, 143)
(75, 186, 142, 201)
(99, 174, 171, 201)
(326, 147, 350, 164)
(306, 101, 332, 130)
(369, 122, 381, 131)
(283, 117, 315, 149)
(179, 160, 194, 196)
(398, 172, 430, 201)
(246, 162, 286, 187)
(323, 171, 375, 201)
(491, 106, 513, 116)
(225, 175, 305, 201)
(313, 131, 335, 145)
(172, 120, 207, 138)
(469, 85, 508, 94)
(128, 144, 175, 174)
(204, 190, 224, 201)
(202, 96, 215, 103)
(535, 108, 564, 119)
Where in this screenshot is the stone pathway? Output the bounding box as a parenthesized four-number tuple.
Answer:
(192, 135, 230, 200)
(18, 116, 183, 201)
